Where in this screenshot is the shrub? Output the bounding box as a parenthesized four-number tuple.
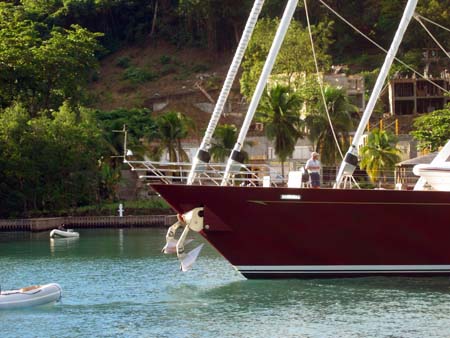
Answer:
(192, 63, 210, 73)
(123, 66, 158, 83)
(160, 55, 172, 65)
(116, 56, 131, 68)
(160, 64, 177, 76)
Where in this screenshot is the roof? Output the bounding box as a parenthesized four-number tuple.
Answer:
(396, 152, 438, 166)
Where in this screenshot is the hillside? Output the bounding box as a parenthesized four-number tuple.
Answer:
(89, 41, 247, 132)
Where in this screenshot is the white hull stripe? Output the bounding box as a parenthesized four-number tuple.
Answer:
(236, 265, 450, 273)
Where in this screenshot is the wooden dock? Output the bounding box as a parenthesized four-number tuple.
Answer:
(0, 215, 177, 232)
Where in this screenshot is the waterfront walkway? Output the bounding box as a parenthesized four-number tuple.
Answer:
(0, 215, 177, 232)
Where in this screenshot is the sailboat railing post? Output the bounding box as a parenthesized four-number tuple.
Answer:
(221, 0, 300, 186)
(335, 0, 418, 188)
(186, 0, 266, 186)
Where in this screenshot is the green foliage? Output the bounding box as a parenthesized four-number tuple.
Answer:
(210, 124, 248, 163)
(390, 50, 423, 76)
(13, 0, 450, 61)
(191, 63, 210, 73)
(257, 84, 303, 176)
(0, 102, 109, 217)
(240, 18, 332, 99)
(360, 69, 379, 94)
(348, 54, 384, 72)
(359, 128, 401, 184)
(410, 105, 450, 152)
(0, 3, 103, 113)
(123, 66, 158, 84)
(155, 111, 193, 162)
(303, 84, 357, 165)
(116, 56, 131, 68)
(29, 198, 171, 217)
(95, 107, 158, 158)
(160, 55, 172, 65)
(176, 0, 254, 50)
(160, 64, 178, 76)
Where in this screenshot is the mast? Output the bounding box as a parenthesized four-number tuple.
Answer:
(186, 0, 266, 185)
(221, 0, 300, 186)
(335, 0, 418, 187)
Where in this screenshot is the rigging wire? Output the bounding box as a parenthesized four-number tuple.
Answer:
(415, 14, 450, 34)
(317, 0, 449, 95)
(414, 15, 450, 61)
(303, 0, 343, 159)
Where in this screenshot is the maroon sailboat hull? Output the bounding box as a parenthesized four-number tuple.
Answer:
(152, 184, 450, 279)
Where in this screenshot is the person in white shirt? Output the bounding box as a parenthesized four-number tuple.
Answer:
(305, 152, 321, 188)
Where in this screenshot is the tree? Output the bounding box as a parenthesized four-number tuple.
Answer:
(177, 0, 254, 51)
(410, 105, 450, 152)
(95, 108, 158, 159)
(257, 84, 303, 177)
(210, 124, 238, 162)
(0, 102, 108, 217)
(210, 124, 250, 163)
(155, 111, 192, 162)
(359, 128, 401, 185)
(240, 18, 332, 99)
(0, 3, 103, 114)
(304, 84, 356, 165)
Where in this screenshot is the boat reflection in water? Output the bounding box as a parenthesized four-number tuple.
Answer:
(50, 237, 79, 255)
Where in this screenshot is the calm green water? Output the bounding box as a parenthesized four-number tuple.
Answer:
(2, 228, 450, 337)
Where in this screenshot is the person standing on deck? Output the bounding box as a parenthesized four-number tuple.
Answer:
(305, 152, 321, 188)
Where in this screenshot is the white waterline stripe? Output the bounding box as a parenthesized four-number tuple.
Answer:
(239, 270, 450, 274)
(236, 265, 450, 271)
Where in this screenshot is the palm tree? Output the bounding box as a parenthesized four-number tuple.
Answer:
(257, 84, 303, 177)
(155, 111, 192, 162)
(304, 85, 357, 166)
(210, 124, 243, 162)
(359, 128, 401, 185)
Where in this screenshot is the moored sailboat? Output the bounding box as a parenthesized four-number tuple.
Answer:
(133, 0, 450, 278)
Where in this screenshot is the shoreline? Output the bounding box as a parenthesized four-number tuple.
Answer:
(0, 215, 176, 232)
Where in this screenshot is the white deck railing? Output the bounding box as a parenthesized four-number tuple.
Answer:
(124, 159, 277, 186)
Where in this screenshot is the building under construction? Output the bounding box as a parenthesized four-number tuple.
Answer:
(388, 49, 450, 115)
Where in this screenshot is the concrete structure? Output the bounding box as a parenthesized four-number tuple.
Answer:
(388, 75, 450, 115)
(388, 48, 450, 115)
(324, 73, 366, 112)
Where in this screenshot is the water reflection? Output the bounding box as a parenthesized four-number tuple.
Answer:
(118, 229, 124, 254)
(49, 237, 80, 255)
(199, 277, 450, 309)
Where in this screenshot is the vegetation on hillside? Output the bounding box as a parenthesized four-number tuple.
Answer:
(0, 1, 449, 217)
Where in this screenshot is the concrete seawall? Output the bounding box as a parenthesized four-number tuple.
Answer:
(0, 215, 177, 232)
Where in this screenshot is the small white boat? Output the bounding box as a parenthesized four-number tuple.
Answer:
(0, 283, 62, 310)
(50, 229, 79, 238)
